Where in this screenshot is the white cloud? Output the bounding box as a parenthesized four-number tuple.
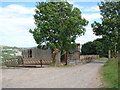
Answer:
(1, 0, 103, 2)
(72, 4, 100, 12)
(72, 5, 101, 21)
(0, 17, 37, 47)
(75, 27, 102, 44)
(0, 4, 35, 18)
(0, 4, 102, 47)
(1, 0, 44, 2)
(0, 4, 37, 47)
(66, 3, 101, 22)
(82, 13, 102, 21)
(83, 5, 100, 12)
(67, 0, 103, 3)
(73, 4, 102, 44)
(74, 4, 84, 9)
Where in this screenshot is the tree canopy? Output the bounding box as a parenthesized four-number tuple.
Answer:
(81, 39, 108, 57)
(30, 1, 88, 53)
(91, 1, 120, 57)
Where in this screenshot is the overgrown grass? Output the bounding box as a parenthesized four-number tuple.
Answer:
(101, 58, 118, 88)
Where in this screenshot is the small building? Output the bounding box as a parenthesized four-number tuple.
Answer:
(22, 44, 80, 65)
(15, 51, 22, 56)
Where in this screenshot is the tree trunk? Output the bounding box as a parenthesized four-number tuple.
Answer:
(52, 53, 56, 65)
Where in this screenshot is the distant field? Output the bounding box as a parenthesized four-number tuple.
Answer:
(101, 58, 118, 88)
(1, 45, 23, 60)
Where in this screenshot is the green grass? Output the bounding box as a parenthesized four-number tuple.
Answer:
(118, 57, 120, 89)
(0, 67, 17, 69)
(98, 57, 108, 61)
(101, 58, 118, 88)
(1, 45, 22, 61)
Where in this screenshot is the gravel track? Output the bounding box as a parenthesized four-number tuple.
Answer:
(2, 60, 106, 88)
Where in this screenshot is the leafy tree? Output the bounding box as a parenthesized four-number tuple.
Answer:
(81, 40, 104, 57)
(30, 1, 88, 64)
(94, 38, 108, 57)
(81, 42, 96, 55)
(91, 1, 120, 58)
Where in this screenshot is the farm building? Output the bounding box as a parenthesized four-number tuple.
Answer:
(22, 43, 80, 65)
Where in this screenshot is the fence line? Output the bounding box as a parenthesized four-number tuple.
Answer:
(80, 55, 99, 63)
(2, 58, 23, 66)
(3, 55, 99, 66)
(2, 58, 52, 66)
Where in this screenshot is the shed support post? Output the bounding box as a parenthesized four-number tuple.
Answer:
(40, 60, 42, 67)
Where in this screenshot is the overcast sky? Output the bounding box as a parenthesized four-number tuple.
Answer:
(0, 0, 102, 48)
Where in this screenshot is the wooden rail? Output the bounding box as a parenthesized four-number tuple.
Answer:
(3, 58, 52, 66)
(3, 58, 23, 66)
(23, 59, 52, 65)
(3, 55, 99, 66)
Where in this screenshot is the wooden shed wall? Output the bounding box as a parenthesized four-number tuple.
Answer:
(22, 48, 52, 61)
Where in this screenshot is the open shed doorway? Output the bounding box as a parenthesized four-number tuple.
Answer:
(28, 49, 32, 58)
(60, 53, 67, 64)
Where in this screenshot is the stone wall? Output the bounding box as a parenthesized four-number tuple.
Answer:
(67, 51, 80, 65)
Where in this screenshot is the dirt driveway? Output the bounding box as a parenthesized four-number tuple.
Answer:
(2, 60, 106, 88)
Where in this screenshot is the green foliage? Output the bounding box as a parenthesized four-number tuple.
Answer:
(2, 53, 22, 61)
(81, 39, 105, 57)
(118, 57, 120, 89)
(30, 1, 88, 53)
(0, 67, 17, 69)
(101, 59, 118, 88)
(81, 41, 96, 55)
(81, 38, 117, 57)
(98, 57, 108, 61)
(1, 46, 22, 60)
(2, 46, 23, 52)
(91, 1, 120, 57)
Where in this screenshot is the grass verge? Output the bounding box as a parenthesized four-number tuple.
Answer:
(0, 67, 17, 69)
(101, 58, 118, 88)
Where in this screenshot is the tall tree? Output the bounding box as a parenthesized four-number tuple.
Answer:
(30, 1, 88, 64)
(81, 40, 104, 57)
(91, 1, 120, 58)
